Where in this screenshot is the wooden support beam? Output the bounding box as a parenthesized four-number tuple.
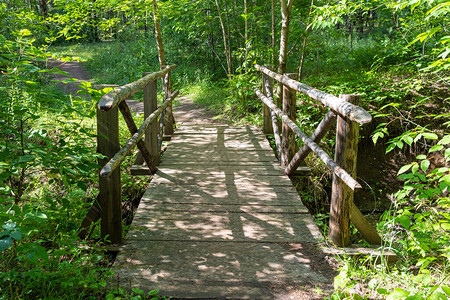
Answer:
(350, 203, 382, 245)
(78, 196, 101, 240)
(100, 91, 179, 177)
(98, 65, 176, 112)
(97, 106, 122, 243)
(144, 77, 160, 166)
(255, 89, 361, 190)
(255, 64, 372, 125)
(118, 101, 157, 174)
(262, 71, 274, 135)
(281, 74, 297, 166)
(262, 74, 281, 160)
(286, 110, 336, 175)
(162, 68, 175, 136)
(329, 94, 359, 247)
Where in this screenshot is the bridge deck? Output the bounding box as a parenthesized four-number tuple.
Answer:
(113, 121, 334, 298)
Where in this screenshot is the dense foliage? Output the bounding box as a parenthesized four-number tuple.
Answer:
(0, 0, 449, 299)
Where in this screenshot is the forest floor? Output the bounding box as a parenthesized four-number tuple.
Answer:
(48, 59, 339, 299)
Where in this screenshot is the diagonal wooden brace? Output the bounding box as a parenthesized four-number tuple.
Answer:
(118, 101, 157, 174)
(286, 110, 337, 175)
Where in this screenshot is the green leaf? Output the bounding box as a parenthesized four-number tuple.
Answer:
(416, 155, 427, 160)
(421, 160, 430, 173)
(422, 132, 438, 140)
(10, 230, 21, 241)
(442, 286, 450, 296)
(440, 222, 450, 230)
(2, 222, 16, 231)
(430, 145, 444, 152)
(16, 155, 35, 163)
(132, 288, 144, 295)
(0, 236, 13, 252)
(438, 135, 450, 145)
(439, 174, 450, 185)
(377, 288, 388, 295)
(398, 164, 413, 175)
(386, 143, 397, 153)
(396, 215, 411, 229)
(403, 135, 414, 146)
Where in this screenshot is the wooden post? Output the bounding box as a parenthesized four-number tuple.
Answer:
(162, 67, 175, 136)
(329, 94, 360, 247)
(281, 74, 297, 167)
(143, 75, 159, 165)
(97, 107, 122, 243)
(263, 70, 274, 135)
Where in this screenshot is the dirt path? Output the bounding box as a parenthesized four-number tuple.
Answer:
(47, 59, 218, 121)
(46, 59, 91, 95)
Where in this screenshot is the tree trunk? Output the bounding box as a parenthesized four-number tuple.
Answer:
(152, 0, 165, 67)
(271, 0, 276, 66)
(275, 0, 293, 105)
(215, 0, 233, 77)
(244, 0, 249, 66)
(298, 0, 314, 81)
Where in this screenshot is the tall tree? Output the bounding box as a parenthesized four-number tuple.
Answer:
(215, 0, 233, 76)
(276, 0, 294, 102)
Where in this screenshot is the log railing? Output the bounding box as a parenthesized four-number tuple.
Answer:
(93, 65, 178, 244)
(254, 64, 381, 247)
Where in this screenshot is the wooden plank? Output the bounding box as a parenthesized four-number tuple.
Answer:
(113, 241, 333, 299)
(127, 212, 322, 243)
(135, 203, 309, 214)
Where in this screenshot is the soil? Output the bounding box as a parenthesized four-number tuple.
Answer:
(46, 59, 91, 95)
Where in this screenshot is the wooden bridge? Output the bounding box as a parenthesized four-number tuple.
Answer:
(82, 65, 382, 298)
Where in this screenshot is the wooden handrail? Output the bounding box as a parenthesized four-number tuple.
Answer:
(255, 65, 381, 247)
(89, 66, 178, 244)
(255, 64, 372, 125)
(98, 65, 176, 112)
(255, 89, 361, 190)
(100, 91, 179, 177)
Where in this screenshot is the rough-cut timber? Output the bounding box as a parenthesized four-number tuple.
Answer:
(255, 88, 361, 190)
(98, 65, 176, 112)
(286, 110, 336, 175)
(112, 123, 334, 299)
(255, 64, 372, 125)
(100, 91, 179, 177)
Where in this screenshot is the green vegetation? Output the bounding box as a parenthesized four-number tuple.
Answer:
(1, 0, 449, 298)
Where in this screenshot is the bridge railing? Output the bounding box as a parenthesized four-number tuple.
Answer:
(254, 64, 381, 247)
(81, 65, 179, 244)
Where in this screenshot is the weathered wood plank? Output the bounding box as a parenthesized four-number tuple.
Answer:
(114, 241, 333, 299)
(113, 123, 330, 298)
(135, 203, 309, 214)
(127, 212, 322, 242)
